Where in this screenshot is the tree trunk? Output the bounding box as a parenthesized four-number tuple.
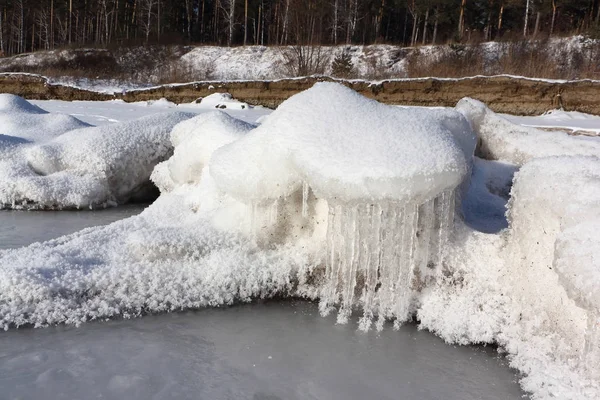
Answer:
(497, 3, 504, 33)
(410, 10, 418, 46)
(0, 7, 4, 55)
(458, 0, 466, 39)
(228, 0, 235, 46)
(281, 0, 289, 44)
(432, 8, 439, 45)
(524, 0, 530, 37)
(534, 11, 541, 36)
(422, 8, 429, 45)
(244, 0, 248, 45)
(69, 0, 72, 44)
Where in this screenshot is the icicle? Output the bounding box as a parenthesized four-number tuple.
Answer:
(321, 189, 457, 330)
(359, 204, 382, 331)
(337, 205, 358, 324)
(375, 204, 399, 330)
(583, 310, 600, 379)
(415, 198, 436, 279)
(437, 190, 455, 269)
(320, 204, 344, 316)
(394, 203, 418, 328)
(301, 182, 309, 218)
(320, 205, 337, 316)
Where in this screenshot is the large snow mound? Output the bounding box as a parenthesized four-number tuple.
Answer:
(0, 112, 193, 209)
(211, 82, 475, 204)
(456, 97, 600, 165)
(0, 94, 89, 143)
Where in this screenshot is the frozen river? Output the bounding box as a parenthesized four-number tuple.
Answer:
(0, 208, 525, 400)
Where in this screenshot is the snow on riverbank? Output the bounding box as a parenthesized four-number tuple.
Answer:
(0, 86, 599, 398)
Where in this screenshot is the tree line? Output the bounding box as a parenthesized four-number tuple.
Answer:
(1, 0, 599, 56)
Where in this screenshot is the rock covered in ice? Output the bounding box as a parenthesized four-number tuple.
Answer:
(151, 111, 255, 193)
(194, 93, 250, 110)
(0, 112, 193, 209)
(211, 82, 475, 204)
(0, 94, 89, 143)
(456, 97, 600, 165)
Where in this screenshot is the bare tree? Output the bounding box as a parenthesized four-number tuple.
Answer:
(140, 0, 158, 44)
(220, 0, 236, 46)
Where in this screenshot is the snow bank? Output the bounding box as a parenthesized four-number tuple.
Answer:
(0, 112, 193, 209)
(0, 94, 89, 143)
(456, 97, 600, 165)
(501, 155, 600, 389)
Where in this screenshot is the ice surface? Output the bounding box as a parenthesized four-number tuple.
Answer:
(505, 109, 600, 136)
(456, 97, 600, 165)
(0, 112, 193, 209)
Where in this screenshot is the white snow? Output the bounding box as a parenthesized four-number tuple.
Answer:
(0, 99, 194, 209)
(0, 94, 89, 144)
(151, 111, 255, 193)
(1, 86, 600, 399)
(456, 97, 600, 165)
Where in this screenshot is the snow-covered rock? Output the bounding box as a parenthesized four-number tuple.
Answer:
(192, 93, 251, 110)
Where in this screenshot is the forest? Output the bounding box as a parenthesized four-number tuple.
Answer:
(0, 0, 599, 56)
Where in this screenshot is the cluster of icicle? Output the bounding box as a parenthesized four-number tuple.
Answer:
(319, 190, 456, 331)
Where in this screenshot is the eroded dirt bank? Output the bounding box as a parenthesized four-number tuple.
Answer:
(2, 73, 599, 115)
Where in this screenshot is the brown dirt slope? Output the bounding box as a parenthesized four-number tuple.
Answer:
(1, 74, 599, 115)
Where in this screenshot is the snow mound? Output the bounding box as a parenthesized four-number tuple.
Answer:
(456, 97, 600, 165)
(151, 111, 255, 193)
(210, 82, 476, 328)
(0, 94, 89, 142)
(211, 82, 475, 204)
(506, 155, 600, 385)
(0, 93, 46, 114)
(0, 112, 193, 209)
